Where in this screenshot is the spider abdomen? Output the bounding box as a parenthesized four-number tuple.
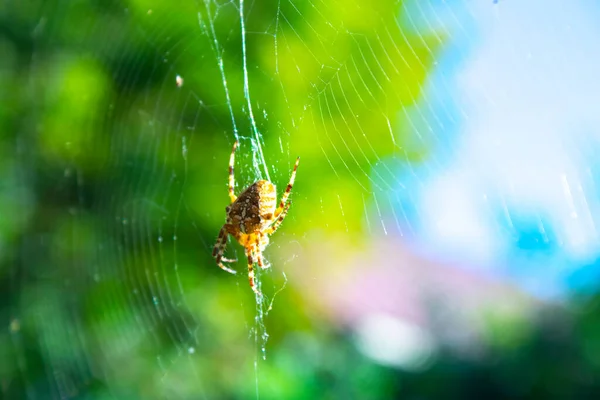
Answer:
(228, 180, 277, 234)
(254, 180, 277, 219)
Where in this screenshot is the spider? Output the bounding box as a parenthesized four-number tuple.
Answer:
(212, 140, 300, 296)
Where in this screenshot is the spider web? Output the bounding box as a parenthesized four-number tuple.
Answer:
(5, 0, 600, 398)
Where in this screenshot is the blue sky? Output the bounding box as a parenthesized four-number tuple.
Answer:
(395, 0, 600, 298)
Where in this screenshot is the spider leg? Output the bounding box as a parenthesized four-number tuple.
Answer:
(273, 156, 299, 219)
(256, 251, 271, 270)
(246, 249, 261, 296)
(265, 201, 291, 235)
(228, 141, 238, 203)
(254, 236, 271, 269)
(221, 256, 238, 263)
(213, 225, 236, 274)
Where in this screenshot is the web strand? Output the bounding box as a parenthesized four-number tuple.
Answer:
(240, 0, 271, 182)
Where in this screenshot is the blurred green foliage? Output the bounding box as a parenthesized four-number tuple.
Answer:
(3, 0, 600, 399)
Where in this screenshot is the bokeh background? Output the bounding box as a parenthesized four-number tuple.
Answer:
(3, 0, 600, 398)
